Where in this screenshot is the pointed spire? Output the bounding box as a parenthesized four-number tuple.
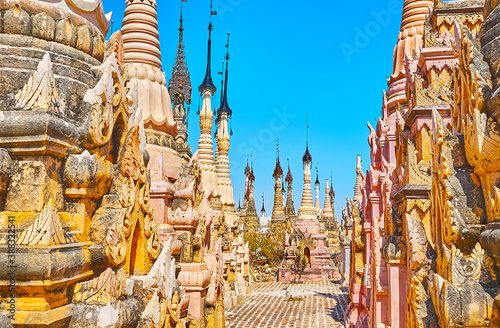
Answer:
(244, 159, 252, 179)
(216, 32, 232, 124)
(285, 159, 293, 184)
(303, 147, 312, 165)
(198, 0, 217, 95)
(273, 139, 283, 179)
(329, 172, 335, 197)
(249, 161, 255, 182)
(244, 171, 258, 234)
(271, 140, 285, 223)
(314, 164, 321, 212)
(354, 155, 363, 202)
(315, 164, 320, 186)
(249, 152, 255, 182)
(244, 158, 251, 176)
(285, 158, 295, 218)
(168, 1, 192, 106)
(261, 193, 266, 215)
(297, 140, 317, 224)
(218, 61, 224, 108)
(322, 179, 334, 219)
(303, 113, 312, 165)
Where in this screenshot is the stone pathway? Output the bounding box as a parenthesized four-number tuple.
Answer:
(226, 281, 349, 328)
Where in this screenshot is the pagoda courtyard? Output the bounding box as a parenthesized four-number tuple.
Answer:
(3, 0, 500, 327)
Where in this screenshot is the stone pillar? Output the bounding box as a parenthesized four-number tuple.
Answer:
(388, 264, 406, 327)
(178, 263, 211, 321)
(341, 240, 351, 281)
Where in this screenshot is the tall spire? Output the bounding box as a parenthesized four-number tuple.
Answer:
(218, 61, 224, 108)
(169, 1, 192, 146)
(285, 159, 293, 185)
(303, 113, 312, 165)
(244, 173, 258, 234)
(354, 155, 363, 202)
(315, 164, 320, 186)
(271, 139, 285, 224)
(216, 33, 232, 125)
(215, 31, 235, 210)
(285, 160, 295, 218)
(314, 164, 321, 213)
(168, 1, 192, 106)
(329, 172, 335, 217)
(261, 193, 266, 216)
(273, 139, 283, 179)
(249, 159, 255, 183)
(197, 1, 219, 198)
(299, 146, 316, 219)
(198, 0, 217, 95)
(297, 116, 316, 227)
(282, 178, 286, 207)
(322, 179, 334, 219)
(243, 158, 251, 208)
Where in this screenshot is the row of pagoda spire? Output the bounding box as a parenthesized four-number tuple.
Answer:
(158, 0, 238, 221)
(240, 141, 337, 234)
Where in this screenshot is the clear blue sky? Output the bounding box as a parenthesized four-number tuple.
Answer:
(104, 0, 404, 218)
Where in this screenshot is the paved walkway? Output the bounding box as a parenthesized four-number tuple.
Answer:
(226, 281, 349, 328)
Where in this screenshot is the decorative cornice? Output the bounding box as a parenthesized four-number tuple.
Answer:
(392, 183, 431, 203)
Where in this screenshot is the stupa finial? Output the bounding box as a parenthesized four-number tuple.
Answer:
(198, 0, 217, 95)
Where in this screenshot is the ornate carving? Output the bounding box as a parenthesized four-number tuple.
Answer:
(167, 207, 198, 228)
(206, 240, 224, 307)
(431, 110, 456, 249)
(452, 23, 492, 135)
(15, 53, 64, 114)
(84, 41, 133, 148)
(104, 222, 127, 267)
(382, 236, 407, 264)
(5, 201, 76, 246)
(64, 150, 114, 200)
(346, 199, 365, 283)
(407, 140, 432, 185)
(73, 267, 126, 304)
